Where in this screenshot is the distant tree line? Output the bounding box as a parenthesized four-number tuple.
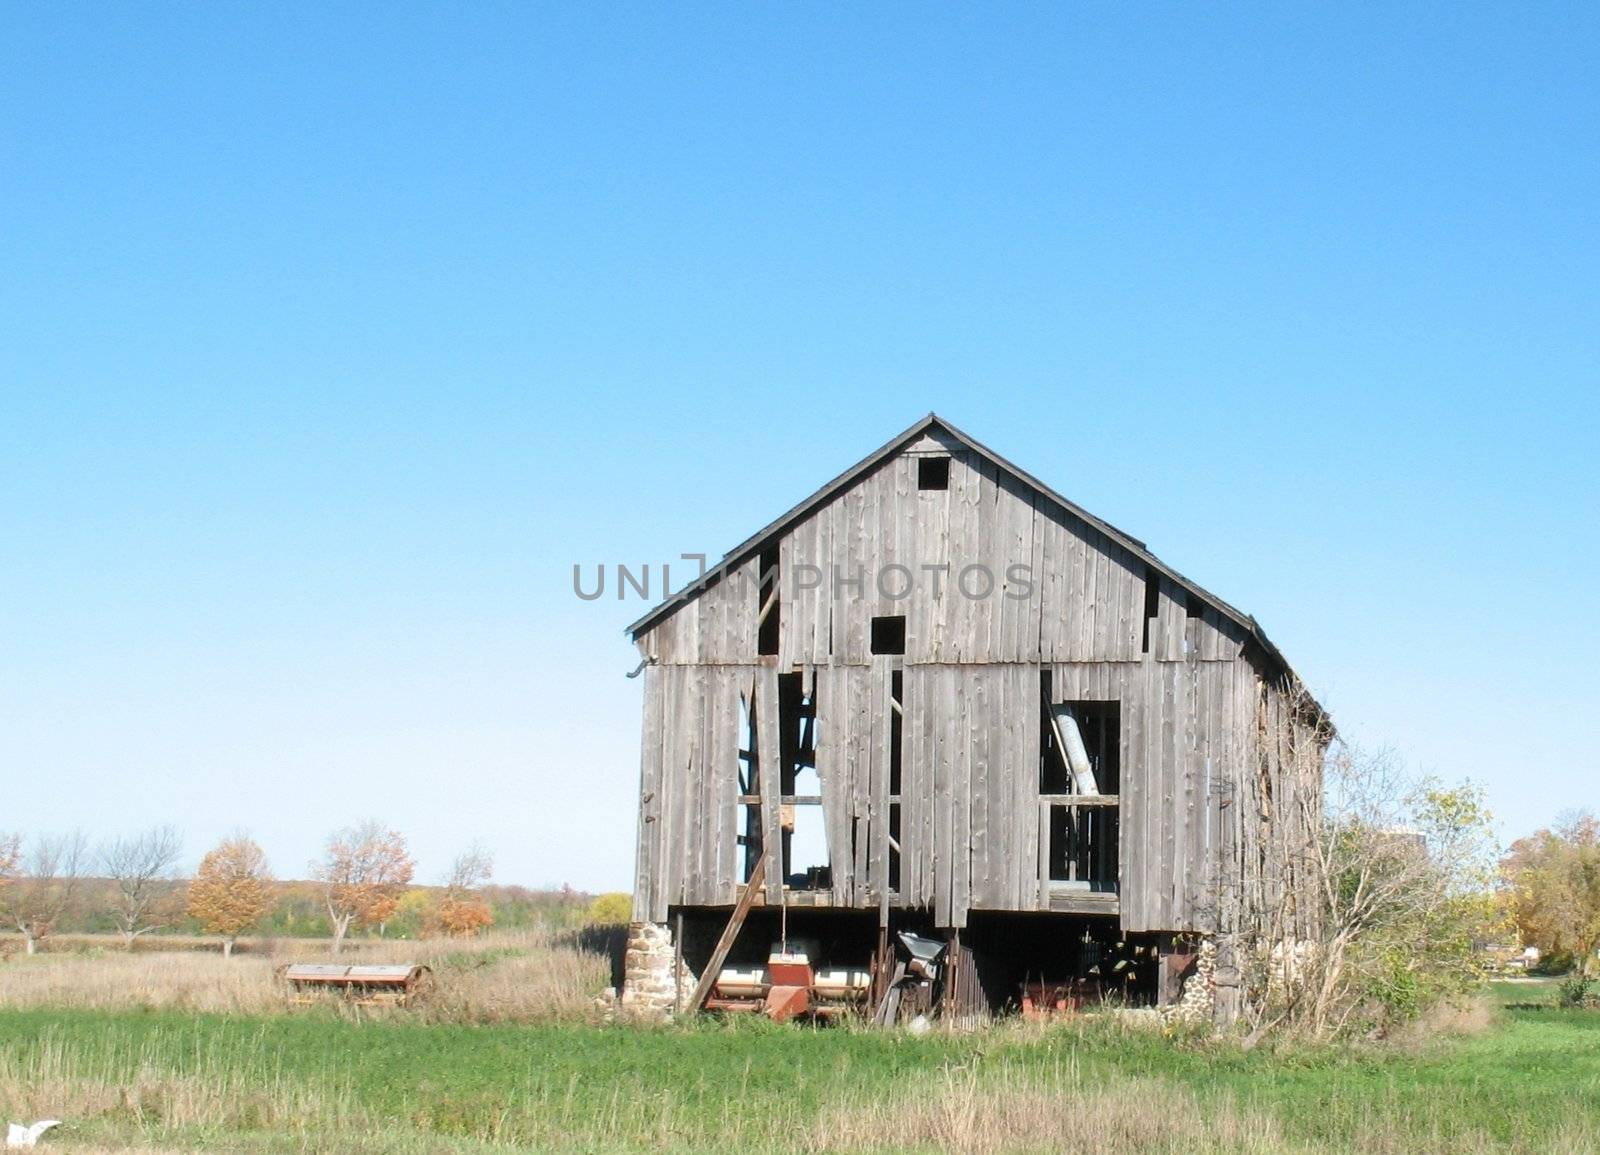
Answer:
(0, 824, 617, 957)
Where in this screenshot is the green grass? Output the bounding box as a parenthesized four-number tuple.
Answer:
(3, 998, 1598, 1153)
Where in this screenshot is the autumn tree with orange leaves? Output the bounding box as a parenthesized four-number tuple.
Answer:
(437, 845, 494, 938)
(188, 835, 272, 957)
(314, 822, 415, 953)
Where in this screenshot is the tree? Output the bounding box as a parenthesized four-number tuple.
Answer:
(0, 832, 87, 955)
(0, 834, 20, 923)
(314, 822, 415, 954)
(188, 836, 273, 957)
(437, 846, 494, 938)
(100, 825, 183, 948)
(1232, 731, 1499, 1041)
(1503, 812, 1600, 975)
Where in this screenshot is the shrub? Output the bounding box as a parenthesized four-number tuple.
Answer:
(1557, 975, 1593, 1009)
(584, 892, 631, 926)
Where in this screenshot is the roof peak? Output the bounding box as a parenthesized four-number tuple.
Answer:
(621, 414, 1320, 718)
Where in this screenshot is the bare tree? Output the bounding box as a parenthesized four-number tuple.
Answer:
(100, 825, 183, 948)
(1225, 714, 1496, 1043)
(313, 821, 415, 954)
(438, 845, 494, 938)
(0, 832, 88, 955)
(445, 845, 493, 895)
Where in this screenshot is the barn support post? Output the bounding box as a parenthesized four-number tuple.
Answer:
(620, 919, 697, 1020)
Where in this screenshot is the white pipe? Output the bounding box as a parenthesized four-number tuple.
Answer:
(1053, 705, 1100, 795)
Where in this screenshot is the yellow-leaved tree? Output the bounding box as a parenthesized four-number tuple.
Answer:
(188, 836, 272, 958)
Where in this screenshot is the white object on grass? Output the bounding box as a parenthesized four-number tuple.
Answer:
(5, 1121, 61, 1148)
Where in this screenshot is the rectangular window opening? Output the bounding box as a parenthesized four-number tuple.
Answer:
(779, 674, 829, 890)
(917, 456, 950, 491)
(888, 669, 903, 796)
(888, 803, 902, 892)
(1040, 687, 1121, 891)
(871, 614, 906, 655)
(784, 802, 830, 890)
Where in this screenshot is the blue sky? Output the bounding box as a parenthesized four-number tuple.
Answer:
(2, 5, 1595, 890)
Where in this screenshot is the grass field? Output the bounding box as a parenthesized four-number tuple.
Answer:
(0, 945, 1595, 1154)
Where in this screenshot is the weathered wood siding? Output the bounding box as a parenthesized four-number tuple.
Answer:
(631, 439, 1317, 935)
(638, 436, 1251, 668)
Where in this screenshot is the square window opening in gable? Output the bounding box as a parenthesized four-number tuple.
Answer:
(871, 614, 906, 655)
(917, 456, 950, 491)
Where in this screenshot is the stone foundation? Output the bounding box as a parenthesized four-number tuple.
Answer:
(620, 921, 698, 1020)
(1162, 938, 1217, 1027)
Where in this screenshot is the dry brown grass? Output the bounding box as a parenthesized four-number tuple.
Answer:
(1382, 996, 1497, 1051)
(809, 1066, 1291, 1154)
(0, 929, 611, 1023)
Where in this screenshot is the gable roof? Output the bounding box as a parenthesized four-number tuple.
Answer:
(626, 414, 1324, 717)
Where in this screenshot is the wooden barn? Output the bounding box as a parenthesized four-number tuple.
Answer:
(621, 415, 1329, 1022)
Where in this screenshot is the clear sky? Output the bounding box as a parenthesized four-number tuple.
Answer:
(2, 5, 1595, 891)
